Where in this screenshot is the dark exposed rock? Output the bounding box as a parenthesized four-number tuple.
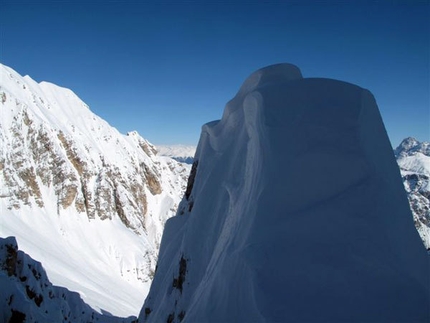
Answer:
(4, 242, 18, 277)
(57, 131, 86, 177)
(166, 313, 174, 323)
(9, 310, 26, 323)
(178, 310, 186, 322)
(25, 285, 43, 307)
(172, 256, 187, 294)
(144, 165, 162, 195)
(185, 160, 198, 200)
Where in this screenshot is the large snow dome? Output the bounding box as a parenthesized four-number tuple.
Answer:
(140, 63, 430, 323)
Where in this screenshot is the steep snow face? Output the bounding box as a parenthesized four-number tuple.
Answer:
(157, 145, 196, 164)
(395, 137, 430, 249)
(0, 63, 190, 316)
(0, 237, 136, 323)
(139, 63, 429, 323)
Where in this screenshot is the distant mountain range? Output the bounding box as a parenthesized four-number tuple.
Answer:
(395, 137, 430, 249)
(157, 145, 196, 164)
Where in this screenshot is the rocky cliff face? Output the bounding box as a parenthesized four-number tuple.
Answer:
(0, 63, 190, 316)
(0, 70, 187, 232)
(395, 137, 430, 249)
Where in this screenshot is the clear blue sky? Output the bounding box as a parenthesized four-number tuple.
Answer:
(2, 0, 429, 146)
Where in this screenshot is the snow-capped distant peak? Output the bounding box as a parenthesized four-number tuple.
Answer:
(395, 137, 430, 157)
(395, 138, 430, 248)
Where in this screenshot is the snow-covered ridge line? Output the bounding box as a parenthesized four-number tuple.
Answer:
(0, 63, 190, 316)
(0, 236, 136, 323)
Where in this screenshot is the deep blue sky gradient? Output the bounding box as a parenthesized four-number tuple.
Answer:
(2, 1, 429, 146)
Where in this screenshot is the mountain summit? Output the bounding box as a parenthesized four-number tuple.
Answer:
(139, 63, 429, 322)
(0, 63, 189, 316)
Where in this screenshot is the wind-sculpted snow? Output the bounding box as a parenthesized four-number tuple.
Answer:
(140, 63, 429, 322)
(0, 63, 190, 316)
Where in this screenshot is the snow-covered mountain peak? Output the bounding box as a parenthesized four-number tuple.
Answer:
(395, 136, 430, 158)
(395, 137, 430, 177)
(1, 63, 190, 316)
(395, 138, 430, 248)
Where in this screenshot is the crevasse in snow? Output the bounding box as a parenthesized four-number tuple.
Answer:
(139, 63, 430, 323)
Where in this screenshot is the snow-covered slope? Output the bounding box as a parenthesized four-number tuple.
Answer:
(139, 64, 429, 322)
(157, 145, 196, 164)
(395, 137, 430, 249)
(0, 236, 136, 323)
(0, 63, 190, 316)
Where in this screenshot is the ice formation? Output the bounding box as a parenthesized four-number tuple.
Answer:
(139, 63, 429, 322)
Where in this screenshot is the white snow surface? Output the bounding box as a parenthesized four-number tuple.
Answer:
(0, 63, 190, 317)
(139, 63, 430, 322)
(398, 152, 430, 176)
(0, 236, 136, 322)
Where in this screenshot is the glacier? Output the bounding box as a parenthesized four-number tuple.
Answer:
(139, 63, 430, 322)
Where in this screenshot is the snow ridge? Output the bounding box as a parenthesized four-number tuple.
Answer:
(139, 63, 429, 323)
(0, 236, 136, 323)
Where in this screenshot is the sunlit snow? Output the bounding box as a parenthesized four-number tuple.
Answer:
(0, 63, 189, 317)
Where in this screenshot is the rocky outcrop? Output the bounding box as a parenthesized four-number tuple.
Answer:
(1, 104, 154, 232)
(0, 65, 189, 235)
